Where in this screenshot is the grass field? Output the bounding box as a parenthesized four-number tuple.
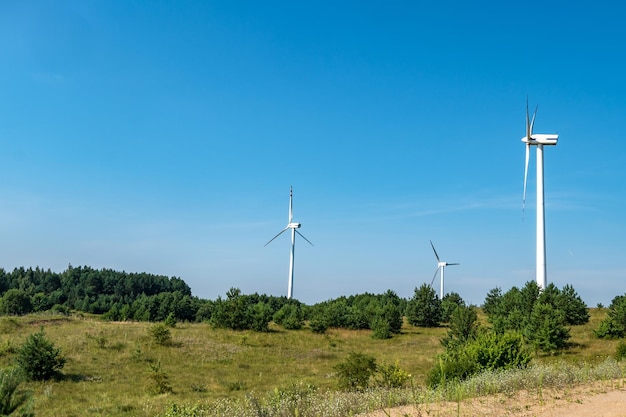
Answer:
(0, 308, 621, 417)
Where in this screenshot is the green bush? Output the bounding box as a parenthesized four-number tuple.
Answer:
(335, 352, 377, 391)
(149, 323, 172, 346)
(370, 315, 392, 339)
(0, 290, 33, 316)
(15, 328, 66, 381)
(308, 315, 328, 334)
(377, 361, 411, 388)
(595, 294, 626, 339)
(249, 302, 272, 332)
(273, 304, 304, 330)
(427, 331, 531, 387)
(0, 367, 33, 416)
(164, 312, 177, 328)
(440, 292, 465, 322)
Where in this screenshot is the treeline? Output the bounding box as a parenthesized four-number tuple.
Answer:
(0, 265, 195, 320)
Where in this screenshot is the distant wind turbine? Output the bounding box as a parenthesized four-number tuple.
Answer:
(265, 186, 313, 299)
(429, 240, 459, 300)
(521, 98, 559, 289)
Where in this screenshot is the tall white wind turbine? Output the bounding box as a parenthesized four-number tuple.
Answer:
(521, 99, 559, 289)
(265, 186, 313, 299)
(429, 240, 459, 300)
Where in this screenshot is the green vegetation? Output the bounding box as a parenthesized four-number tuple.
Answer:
(1, 267, 625, 416)
(0, 306, 617, 416)
(595, 294, 626, 339)
(406, 284, 442, 327)
(0, 367, 33, 416)
(15, 328, 66, 381)
(484, 281, 588, 353)
(334, 351, 377, 391)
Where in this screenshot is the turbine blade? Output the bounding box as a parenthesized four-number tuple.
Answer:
(289, 186, 293, 223)
(430, 266, 441, 287)
(264, 227, 289, 246)
(523, 143, 530, 217)
(447, 263, 460, 266)
(526, 97, 531, 140)
(530, 105, 538, 136)
(430, 240, 440, 262)
(295, 230, 314, 246)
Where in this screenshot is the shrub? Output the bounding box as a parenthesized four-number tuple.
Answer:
(147, 360, 172, 395)
(595, 294, 626, 339)
(249, 302, 272, 332)
(441, 304, 478, 349)
(335, 352, 377, 391)
(524, 302, 570, 354)
(0, 367, 33, 416)
(149, 323, 172, 346)
(406, 284, 441, 327)
(308, 315, 328, 334)
(370, 315, 392, 340)
(164, 312, 177, 328)
(427, 331, 531, 387)
(0, 290, 32, 316)
(15, 328, 66, 381)
(440, 292, 465, 322)
(377, 361, 411, 388)
(273, 304, 304, 330)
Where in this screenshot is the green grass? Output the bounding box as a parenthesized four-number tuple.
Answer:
(0, 309, 620, 417)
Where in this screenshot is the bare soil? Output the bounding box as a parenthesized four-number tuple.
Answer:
(362, 380, 626, 417)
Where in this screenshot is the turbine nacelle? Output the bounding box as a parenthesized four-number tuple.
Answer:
(429, 240, 459, 300)
(521, 134, 558, 146)
(287, 222, 301, 229)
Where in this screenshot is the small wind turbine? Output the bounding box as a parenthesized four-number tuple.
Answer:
(265, 186, 313, 299)
(429, 240, 459, 300)
(521, 98, 559, 290)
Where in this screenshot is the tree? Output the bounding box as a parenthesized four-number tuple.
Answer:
(441, 292, 465, 322)
(595, 294, 626, 339)
(16, 329, 66, 381)
(273, 304, 304, 330)
(555, 284, 589, 325)
(406, 284, 441, 327)
(524, 302, 570, 353)
(482, 287, 502, 315)
(441, 304, 478, 349)
(0, 290, 32, 316)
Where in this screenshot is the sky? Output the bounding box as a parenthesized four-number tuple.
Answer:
(1, 1, 625, 307)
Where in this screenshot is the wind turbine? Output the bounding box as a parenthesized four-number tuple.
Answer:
(265, 186, 313, 299)
(521, 99, 559, 290)
(429, 240, 459, 300)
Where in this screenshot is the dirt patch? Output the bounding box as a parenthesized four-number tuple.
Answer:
(361, 380, 626, 417)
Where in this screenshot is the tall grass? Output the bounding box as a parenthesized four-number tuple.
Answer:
(159, 358, 626, 417)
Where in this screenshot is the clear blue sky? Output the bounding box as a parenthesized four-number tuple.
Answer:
(1, 1, 624, 306)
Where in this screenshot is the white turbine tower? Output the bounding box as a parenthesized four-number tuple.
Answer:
(521, 99, 559, 290)
(265, 186, 313, 299)
(429, 240, 459, 300)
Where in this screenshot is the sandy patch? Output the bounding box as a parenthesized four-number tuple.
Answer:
(362, 380, 626, 417)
